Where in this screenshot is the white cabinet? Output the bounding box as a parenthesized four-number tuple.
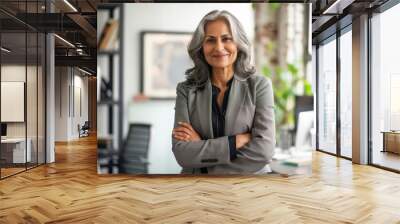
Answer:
(1, 138, 32, 163)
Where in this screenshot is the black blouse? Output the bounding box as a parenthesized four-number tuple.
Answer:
(200, 78, 238, 173)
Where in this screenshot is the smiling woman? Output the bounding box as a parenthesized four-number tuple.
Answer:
(202, 19, 238, 71)
(171, 10, 276, 174)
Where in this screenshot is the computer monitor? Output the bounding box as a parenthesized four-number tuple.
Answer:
(1, 123, 7, 137)
(295, 111, 314, 151)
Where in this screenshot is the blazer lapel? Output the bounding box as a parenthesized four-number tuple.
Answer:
(225, 77, 247, 136)
(195, 80, 214, 139)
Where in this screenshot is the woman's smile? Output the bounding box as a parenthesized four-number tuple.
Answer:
(212, 53, 230, 58)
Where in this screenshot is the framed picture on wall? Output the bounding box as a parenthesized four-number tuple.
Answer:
(141, 31, 193, 99)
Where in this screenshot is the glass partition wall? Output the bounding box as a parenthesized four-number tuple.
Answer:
(315, 0, 400, 172)
(0, 31, 27, 177)
(316, 25, 353, 159)
(339, 27, 352, 159)
(0, 2, 46, 179)
(317, 35, 337, 155)
(370, 3, 400, 171)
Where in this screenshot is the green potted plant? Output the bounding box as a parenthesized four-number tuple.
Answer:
(262, 63, 313, 149)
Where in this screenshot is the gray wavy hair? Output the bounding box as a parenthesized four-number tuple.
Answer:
(185, 10, 256, 87)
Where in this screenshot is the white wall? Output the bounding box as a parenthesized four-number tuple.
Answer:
(128, 101, 178, 173)
(55, 67, 68, 141)
(1, 65, 35, 137)
(121, 3, 254, 173)
(72, 73, 89, 137)
(55, 67, 89, 141)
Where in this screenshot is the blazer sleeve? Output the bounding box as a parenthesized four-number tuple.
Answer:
(239, 77, 276, 163)
(171, 83, 231, 168)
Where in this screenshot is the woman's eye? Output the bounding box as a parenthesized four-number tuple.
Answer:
(223, 37, 232, 42)
(205, 39, 215, 43)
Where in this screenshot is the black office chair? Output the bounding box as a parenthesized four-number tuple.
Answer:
(97, 137, 117, 174)
(119, 123, 151, 174)
(79, 121, 90, 138)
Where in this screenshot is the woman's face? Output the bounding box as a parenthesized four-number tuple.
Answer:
(202, 19, 238, 70)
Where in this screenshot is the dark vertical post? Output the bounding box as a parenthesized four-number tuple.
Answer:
(108, 8, 114, 135)
(119, 4, 124, 153)
(367, 11, 372, 164)
(25, 0, 28, 171)
(316, 44, 319, 150)
(37, 0, 39, 167)
(336, 28, 341, 157)
(44, 0, 47, 164)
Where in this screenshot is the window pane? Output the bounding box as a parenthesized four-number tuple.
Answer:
(340, 29, 352, 158)
(318, 37, 337, 154)
(371, 4, 400, 171)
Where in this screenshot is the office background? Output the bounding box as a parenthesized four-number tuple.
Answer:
(97, 3, 313, 174)
(0, 0, 97, 179)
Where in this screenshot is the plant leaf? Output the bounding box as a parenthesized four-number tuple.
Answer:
(287, 63, 298, 75)
(262, 65, 271, 78)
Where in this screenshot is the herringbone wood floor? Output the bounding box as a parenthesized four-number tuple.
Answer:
(1, 135, 400, 224)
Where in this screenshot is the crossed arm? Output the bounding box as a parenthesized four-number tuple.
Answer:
(171, 78, 275, 169)
(172, 122, 251, 150)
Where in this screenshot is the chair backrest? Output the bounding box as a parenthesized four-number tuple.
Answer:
(119, 123, 151, 173)
(82, 121, 90, 129)
(294, 96, 314, 132)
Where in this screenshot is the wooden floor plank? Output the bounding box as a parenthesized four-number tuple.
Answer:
(1, 134, 400, 223)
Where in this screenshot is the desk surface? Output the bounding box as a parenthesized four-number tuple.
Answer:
(271, 148, 312, 176)
(1, 138, 28, 143)
(381, 131, 400, 134)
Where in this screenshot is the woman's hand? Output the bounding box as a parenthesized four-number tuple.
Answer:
(172, 122, 201, 142)
(236, 133, 251, 149)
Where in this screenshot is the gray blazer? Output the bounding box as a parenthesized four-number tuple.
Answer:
(172, 74, 275, 174)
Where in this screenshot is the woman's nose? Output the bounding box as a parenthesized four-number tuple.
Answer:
(215, 39, 224, 50)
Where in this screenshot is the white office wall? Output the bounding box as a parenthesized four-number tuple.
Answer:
(122, 3, 254, 173)
(1, 82, 24, 123)
(55, 67, 69, 141)
(1, 65, 26, 81)
(128, 101, 178, 173)
(74, 73, 89, 138)
(72, 73, 89, 138)
(1, 65, 30, 137)
(55, 67, 89, 141)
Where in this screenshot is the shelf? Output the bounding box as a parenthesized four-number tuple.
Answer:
(97, 4, 121, 11)
(98, 100, 119, 105)
(98, 49, 120, 55)
(98, 135, 114, 141)
(97, 2, 124, 152)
